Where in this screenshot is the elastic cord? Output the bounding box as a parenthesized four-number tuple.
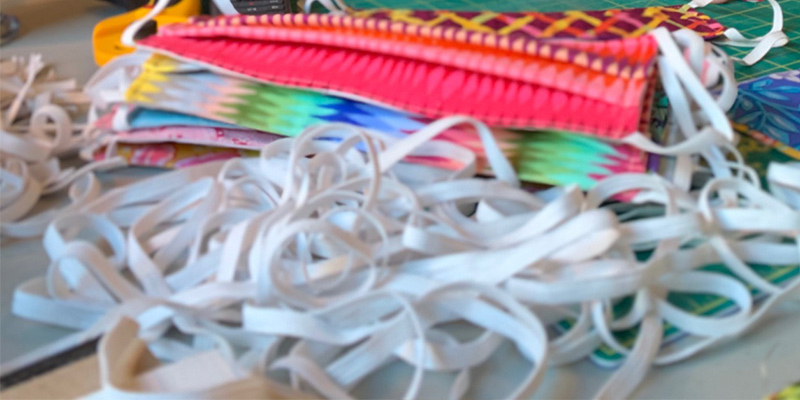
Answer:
(692, 0, 788, 65)
(120, 0, 176, 48)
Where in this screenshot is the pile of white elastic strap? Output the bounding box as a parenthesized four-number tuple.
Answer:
(0, 56, 125, 239)
(1, 28, 800, 400)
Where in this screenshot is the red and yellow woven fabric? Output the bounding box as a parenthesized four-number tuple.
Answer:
(348, 5, 726, 41)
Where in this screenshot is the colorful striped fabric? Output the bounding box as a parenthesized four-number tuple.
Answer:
(96, 142, 259, 169)
(140, 12, 661, 139)
(97, 127, 647, 189)
(114, 54, 646, 188)
(347, 5, 726, 41)
(125, 55, 517, 157)
(511, 130, 647, 188)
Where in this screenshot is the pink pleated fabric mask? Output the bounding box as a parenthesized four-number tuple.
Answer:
(139, 13, 662, 141)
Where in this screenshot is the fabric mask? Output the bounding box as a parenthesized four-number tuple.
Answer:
(133, 15, 737, 152)
(348, 6, 728, 40)
(87, 53, 649, 188)
(137, 15, 663, 140)
(130, 16, 740, 185)
(97, 121, 284, 151)
(305, 0, 787, 66)
(94, 11, 740, 194)
(91, 105, 648, 189)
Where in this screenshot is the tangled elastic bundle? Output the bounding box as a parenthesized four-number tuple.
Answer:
(0, 56, 125, 239)
(3, 115, 800, 398)
(1, 25, 800, 400)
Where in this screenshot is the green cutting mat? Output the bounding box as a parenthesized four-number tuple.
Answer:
(346, 0, 800, 81)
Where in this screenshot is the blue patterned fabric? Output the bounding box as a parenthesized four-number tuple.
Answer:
(729, 70, 800, 157)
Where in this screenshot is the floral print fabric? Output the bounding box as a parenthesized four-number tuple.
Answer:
(729, 70, 800, 160)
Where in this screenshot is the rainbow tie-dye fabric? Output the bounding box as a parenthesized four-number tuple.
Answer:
(92, 54, 648, 189)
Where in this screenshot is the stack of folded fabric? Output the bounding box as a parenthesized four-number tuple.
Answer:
(86, 0, 785, 189)
(77, 1, 735, 190)
(88, 53, 649, 190)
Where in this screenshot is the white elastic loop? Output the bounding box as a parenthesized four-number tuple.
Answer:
(767, 162, 800, 209)
(1, 55, 126, 239)
(212, 0, 239, 14)
(120, 0, 175, 48)
(718, 0, 788, 65)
